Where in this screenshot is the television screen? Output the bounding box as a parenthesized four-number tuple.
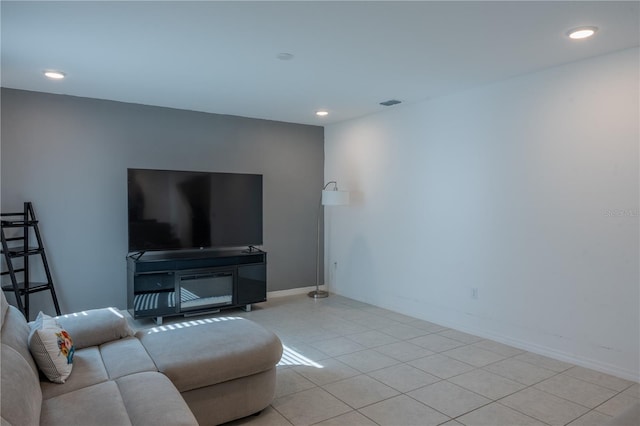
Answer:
(127, 168, 263, 252)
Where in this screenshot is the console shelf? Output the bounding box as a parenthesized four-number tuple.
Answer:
(127, 249, 266, 324)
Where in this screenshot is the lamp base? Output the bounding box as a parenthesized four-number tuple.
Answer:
(308, 290, 329, 299)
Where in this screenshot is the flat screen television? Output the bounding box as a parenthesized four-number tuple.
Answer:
(127, 168, 263, 252)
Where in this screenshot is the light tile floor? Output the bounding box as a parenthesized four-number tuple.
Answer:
(133, 294, 639, 426)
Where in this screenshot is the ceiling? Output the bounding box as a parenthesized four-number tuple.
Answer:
(1, 1, 639, 126)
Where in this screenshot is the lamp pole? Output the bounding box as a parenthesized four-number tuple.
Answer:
(309, 182, 349, 299)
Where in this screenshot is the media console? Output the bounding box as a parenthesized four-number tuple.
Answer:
(127, 249, 266, 324)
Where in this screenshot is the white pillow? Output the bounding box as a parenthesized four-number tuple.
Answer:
(28, 312, 75, 383)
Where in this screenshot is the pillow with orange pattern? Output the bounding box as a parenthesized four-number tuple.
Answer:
(28, 311, 75, 383)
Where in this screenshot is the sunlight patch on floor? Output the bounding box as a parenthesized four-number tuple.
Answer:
(278, 345, 324, 368)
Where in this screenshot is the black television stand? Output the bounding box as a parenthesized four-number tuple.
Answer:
(243, 245, 264, 253)
(127, 249, 267, 324)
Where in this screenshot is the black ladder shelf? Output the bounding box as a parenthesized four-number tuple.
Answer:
(1, 202, 61, 319)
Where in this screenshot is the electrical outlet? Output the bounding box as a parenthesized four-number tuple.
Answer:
(471, 288, 479, 299)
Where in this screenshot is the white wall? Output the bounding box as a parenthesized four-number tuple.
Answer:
(324, 48, 639, 381)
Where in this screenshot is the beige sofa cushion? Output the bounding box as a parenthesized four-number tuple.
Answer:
(40, 380, 132, 426)
(100, 336, 157, 379)
(0, 291, 8, 323)
(41, 337, 158, 399)
(116, 372, 198, 426)
(56, 307, 134, 349)
(0, 304, 38, 377)
(41, 372, 197, 426)
(137, 317, 282, 392)
(182, 367, 276, 426)
(40, 347, 109, 400)
(1, 344, 42, 426)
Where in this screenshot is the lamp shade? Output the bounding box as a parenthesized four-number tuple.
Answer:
(322, 190, 349, 206)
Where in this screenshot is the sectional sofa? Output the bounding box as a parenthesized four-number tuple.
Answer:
(0, 292, 282, 425)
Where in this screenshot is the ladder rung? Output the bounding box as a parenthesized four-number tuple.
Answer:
(1, 268, 26, 275)
(1, 220, 38, 227)
(1, 247, 43, 257)
(6, 236, 26, 242)
(0, 212, 26, 217)
(1, 282, 53, 295)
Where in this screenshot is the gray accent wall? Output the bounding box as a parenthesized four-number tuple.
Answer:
(1, 88, 324, 316)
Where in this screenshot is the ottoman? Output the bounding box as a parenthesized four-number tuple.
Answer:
(137, 316, 283, 426)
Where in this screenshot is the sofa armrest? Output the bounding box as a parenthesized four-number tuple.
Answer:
(54, 308, 134, 349)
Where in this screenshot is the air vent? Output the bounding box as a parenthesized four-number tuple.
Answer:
(380, 99, 401, 107)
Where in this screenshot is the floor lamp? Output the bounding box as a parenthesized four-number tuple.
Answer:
(308, 181, 350, 299)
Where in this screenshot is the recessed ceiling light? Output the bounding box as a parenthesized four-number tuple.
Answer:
(567, 26, 598, 40)
(44, 70, 66, 80)
(316, 110, 329, 117)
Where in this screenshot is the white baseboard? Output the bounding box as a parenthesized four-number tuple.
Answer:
(480, 331, 640, 383)
(332, 290, 640, 382)
(266, 287, 639, 381)
(268, 285, 326, 298)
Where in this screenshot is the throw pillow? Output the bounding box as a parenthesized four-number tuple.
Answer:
(28, 311, 75, 383)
